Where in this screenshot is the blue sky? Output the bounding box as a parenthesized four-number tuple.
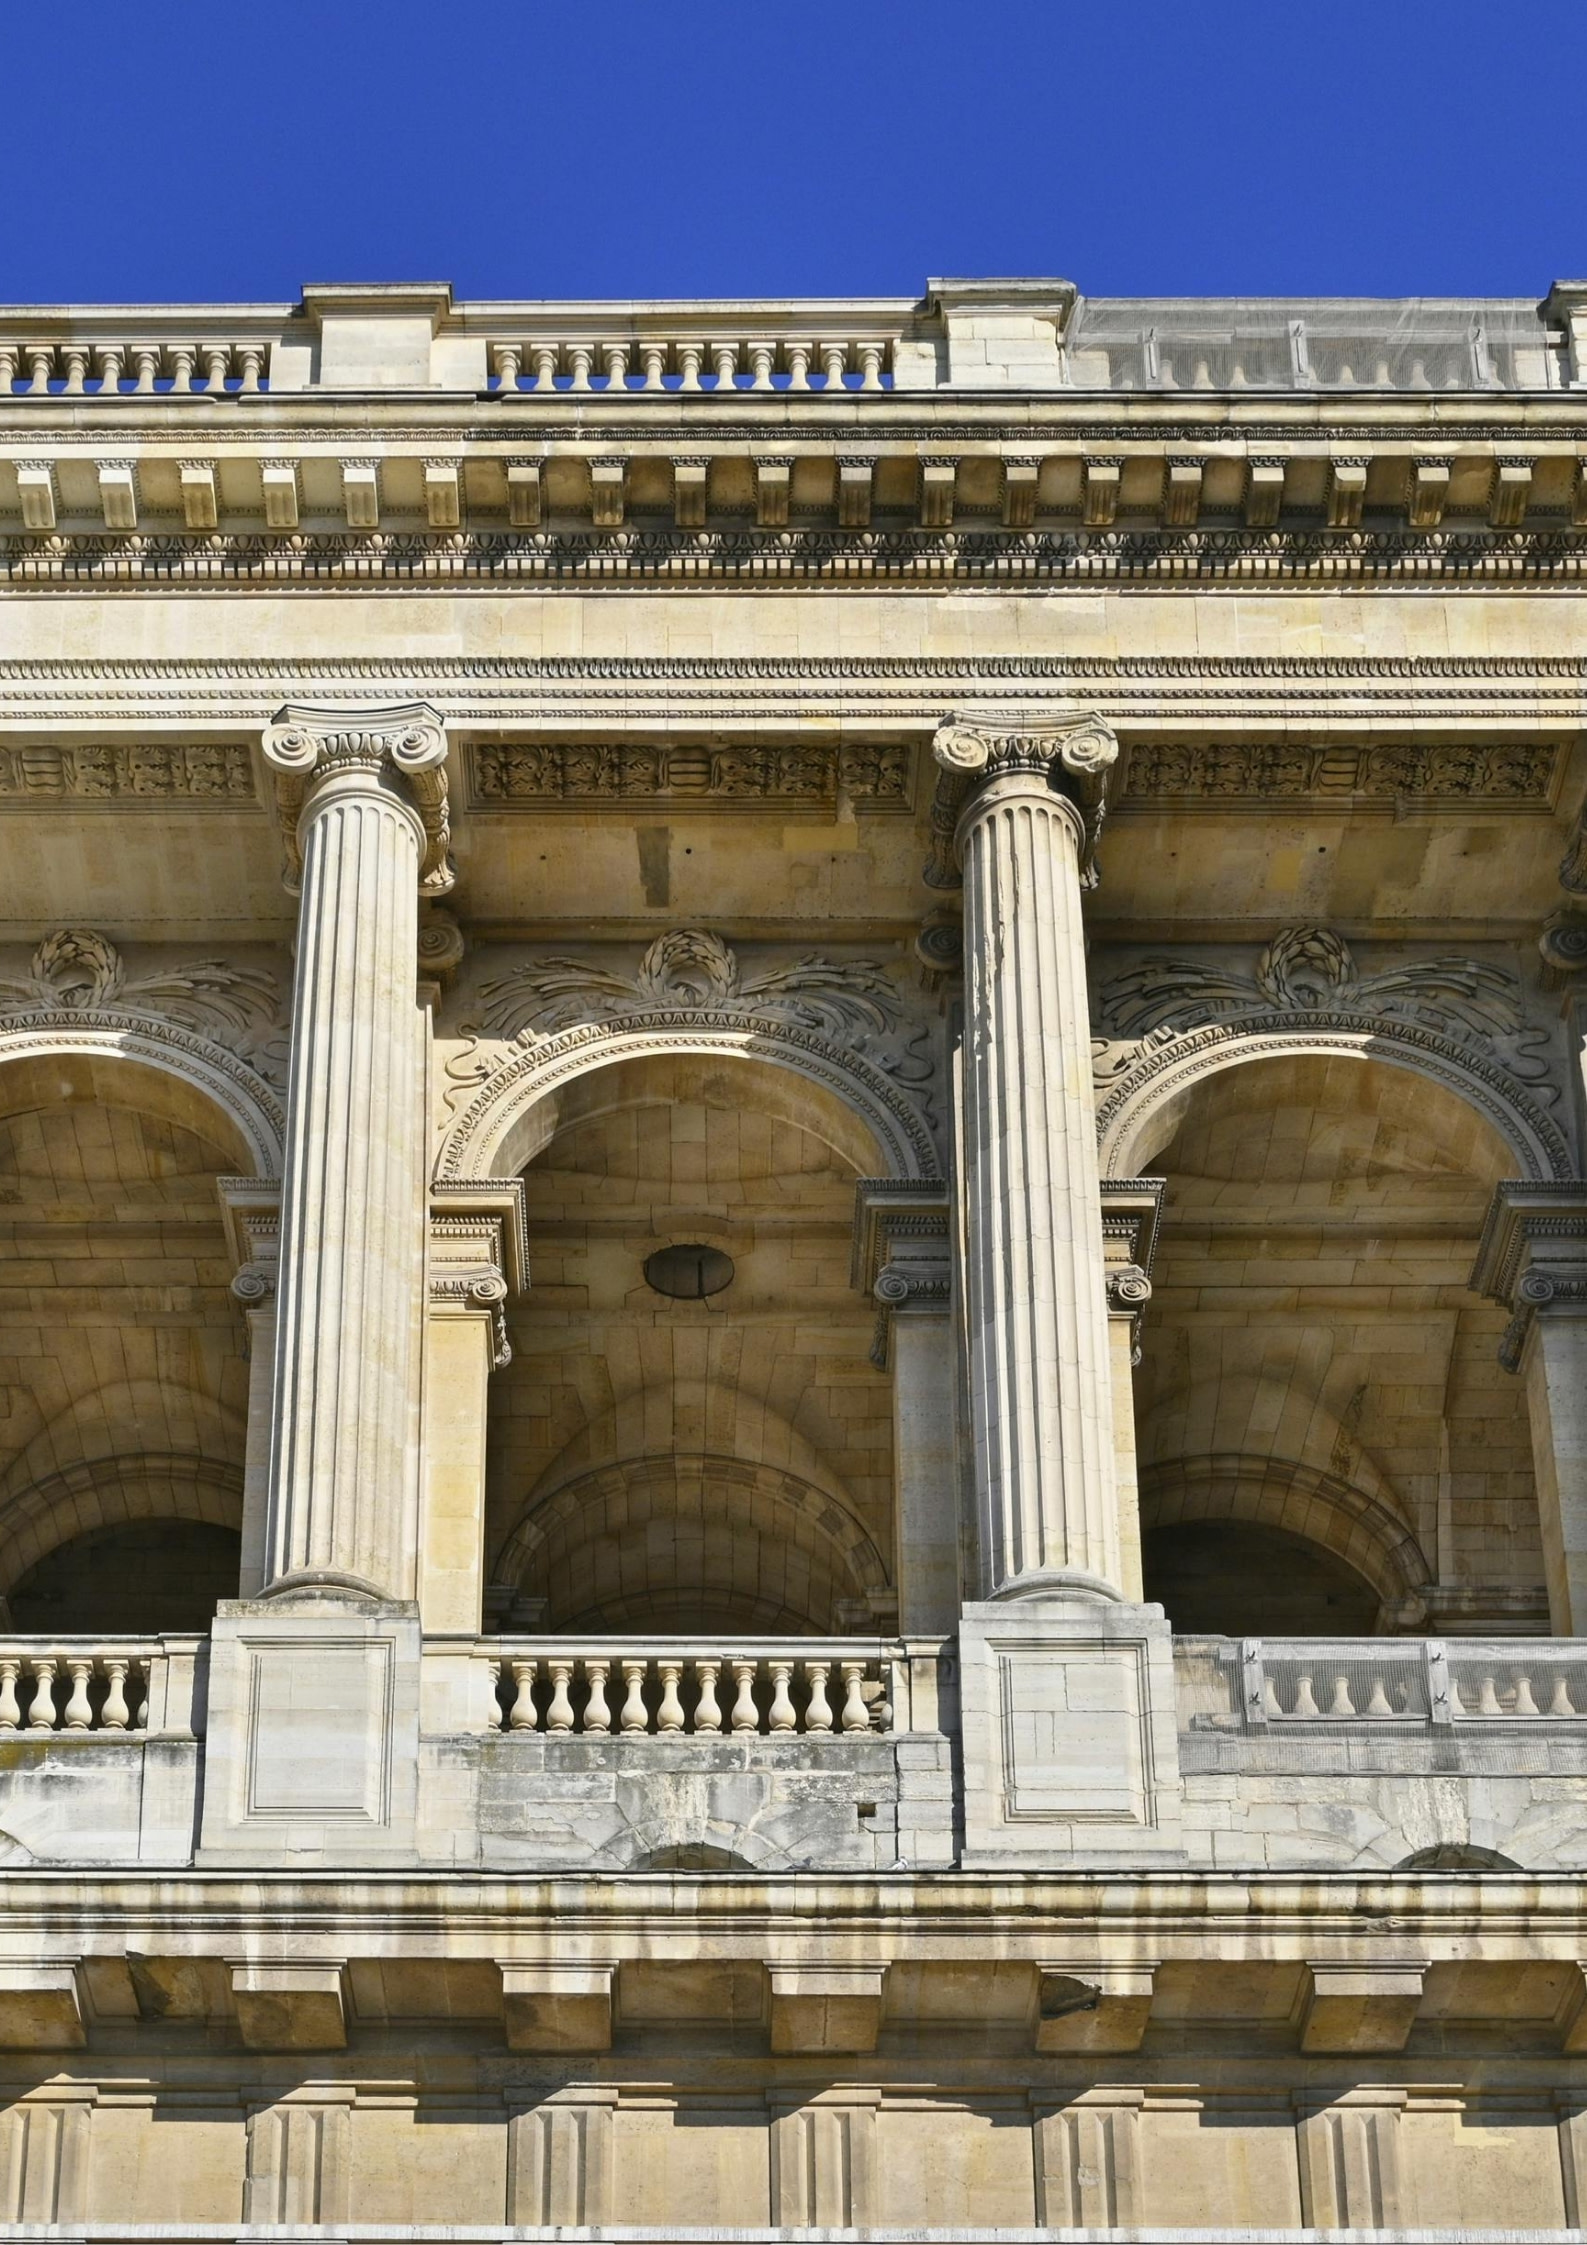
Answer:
(2, 0, 1581, 304)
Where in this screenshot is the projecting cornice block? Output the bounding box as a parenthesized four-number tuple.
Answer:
(769, 1966, 885, 2054)
(231, 1962, 349, 2050)
(1299, 1963, 1426, 2053)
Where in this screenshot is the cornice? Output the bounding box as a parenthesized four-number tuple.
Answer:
(1, 651, 1584, 717)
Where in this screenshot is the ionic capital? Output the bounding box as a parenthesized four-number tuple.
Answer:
(1471, 1180, 1587, 1371)
(926, 709, 1119, 889)
(261, 700, 454, 897)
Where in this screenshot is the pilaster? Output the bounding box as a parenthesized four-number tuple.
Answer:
(853, 1180, 958, 1633)
(1100, 1178, 1164, 1604)
(1473, 1182, 1587, 1631)
(421, 1181, 527, 1633)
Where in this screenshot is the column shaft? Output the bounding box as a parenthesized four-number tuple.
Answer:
(261, 704, 450, 1600)
(952, 734, 1118, 1597)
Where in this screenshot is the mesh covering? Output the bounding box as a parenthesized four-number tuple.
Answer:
(1064, 298, 1565, 393)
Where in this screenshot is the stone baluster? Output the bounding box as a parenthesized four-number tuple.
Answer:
(934, 713, 1122, 1599)
(26, 1657, 57, 1729)
(656, 1662, 685, 1733)
(258, 703, 453, 1603)
(804, 1662, 833, 1732)
(508, 1659, 537, 1729)
(839, 1662, 871, 1732)
(62, 1659, 95, 1730)
(583, 1659, 612, 1732)
(0, 1657, 20, 1730)
(101, 1660, 131, 1731)
(729, 1660, 759, 1732)
(546, 1661, 575, 1733)
(693, 1660, 722, 1731)
(620, 1661, 648, 1732)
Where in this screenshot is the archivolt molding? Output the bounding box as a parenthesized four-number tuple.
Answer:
(1093, 927, 1573, 1179)
(0, 929, 287, 1174)
(1095, 1012, 1572, 1182)
(0, 1452, 244, 1595)
(438, 931, 942, 1183)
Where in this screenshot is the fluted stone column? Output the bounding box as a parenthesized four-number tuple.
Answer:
(940, 715, 1184, 1866)
(259, 702, 453, 1601)
(936, 713, 1121, 1600)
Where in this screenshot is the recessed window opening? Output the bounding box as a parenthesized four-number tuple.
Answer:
(644, 1243, 734, 1300)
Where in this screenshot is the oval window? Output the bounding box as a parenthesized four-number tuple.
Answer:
(644, 1243, 735, 1300)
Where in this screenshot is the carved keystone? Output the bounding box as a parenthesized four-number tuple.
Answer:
(231, 1962, 348, 2051)
(1035, 1964, 1155, 2053)
(769, 1966, 885, 2055)
(501, 1962, 614, 2052)
(1299, 1962, 1425, 2054)
(0, 1964, 86, 2050)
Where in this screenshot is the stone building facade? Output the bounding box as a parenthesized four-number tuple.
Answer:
(0, 276, 1583, 2236)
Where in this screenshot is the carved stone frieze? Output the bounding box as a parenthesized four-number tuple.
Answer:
(1119, 738, 1559, 808)
(0, 740, 257, 802)
(0, 927, 289, 1087)
(16, 523, 1587, 592)
(469, 737, 911, 809)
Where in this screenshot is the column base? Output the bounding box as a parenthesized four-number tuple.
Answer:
(957, 1596, 1185, 1868)
(197, 1599, 421, 1867)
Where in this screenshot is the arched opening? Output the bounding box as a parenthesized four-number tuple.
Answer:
(0, 1052, 250, 1634)
(1144, 1519, 1379, 1635)
(8, 1520, 242, 1635)
(487, 1052, 897, 1636)
(1129, 1052, 1542, 1637)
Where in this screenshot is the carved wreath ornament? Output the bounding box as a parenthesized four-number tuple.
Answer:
(440, 928, 942, 1174)
(0, 928, 286, 1078)
(1102, 926, 1537, 1053)
(477, 928, 901, 1044)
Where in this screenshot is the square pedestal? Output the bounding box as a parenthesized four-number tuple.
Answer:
(958, 1597, 1184, 1867)
(198, 1600, 421, 1866)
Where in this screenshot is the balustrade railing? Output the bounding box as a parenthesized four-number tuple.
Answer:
(0, 1637, 203, 1736)
(486, 335, 895, 392)
(0, 341, 270, 394)
(1179, 1636, 1587, 1733)
(483, 1639, 900, 1736)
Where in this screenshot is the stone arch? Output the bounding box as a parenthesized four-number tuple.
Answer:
(494, 1453, 891, 1633)
(1096, 1016, 1570, 1182)
(1140, 1454, 1433, 1613)
(437, 1019, 938, 1185)
(0, 1024, 282, 1177)
(0, 1452, 244, 1595)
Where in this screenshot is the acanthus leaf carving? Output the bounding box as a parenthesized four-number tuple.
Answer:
(1097, 925, 1555, 1097)
(440, 931, 943, 1179)
(477, 928, 902, 1048)
(0, 928, 289, 1087)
